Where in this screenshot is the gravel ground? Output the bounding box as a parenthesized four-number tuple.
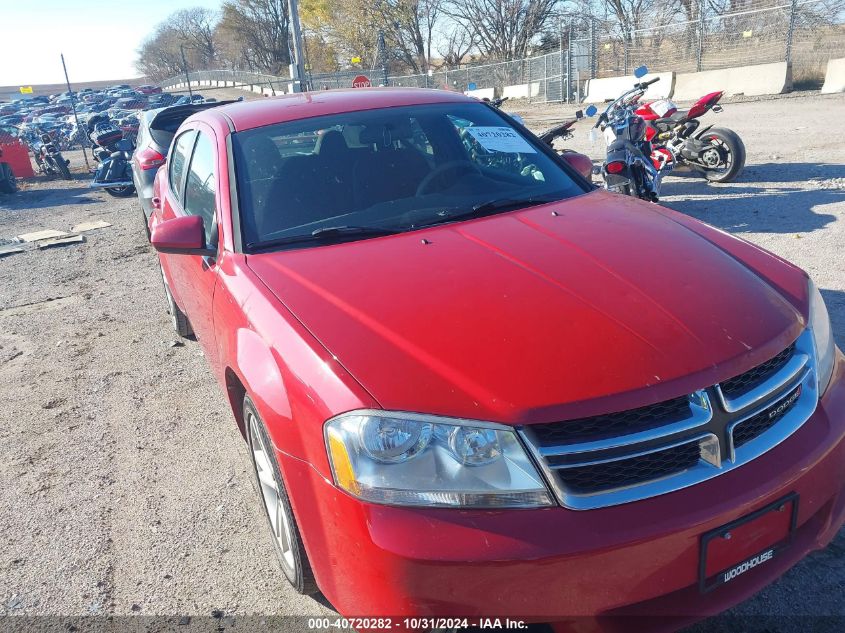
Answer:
(0, 91, 843, 632)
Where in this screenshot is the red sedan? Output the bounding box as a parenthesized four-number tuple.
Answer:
(135, 84, 163, 95)
(148, 88, 845, 629)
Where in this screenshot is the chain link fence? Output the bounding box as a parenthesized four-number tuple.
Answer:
(159, 0, 845, 102)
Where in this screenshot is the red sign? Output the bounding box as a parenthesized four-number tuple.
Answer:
(352, 75, 372, 88)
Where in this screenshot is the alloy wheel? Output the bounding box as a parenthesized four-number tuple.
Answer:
(248, 411, 296, 575)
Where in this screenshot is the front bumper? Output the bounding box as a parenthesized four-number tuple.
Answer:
(281, 352, 845, 625)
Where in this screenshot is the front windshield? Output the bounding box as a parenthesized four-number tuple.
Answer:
(232, 102, 586, 251)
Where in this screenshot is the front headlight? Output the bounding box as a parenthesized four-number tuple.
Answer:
(325, 411, 554, 508)
(809, 279, 836, 395)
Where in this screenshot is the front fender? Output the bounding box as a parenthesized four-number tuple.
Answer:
(213, 254, 379, 477)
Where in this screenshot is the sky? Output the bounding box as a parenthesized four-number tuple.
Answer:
(0, 0, 221, 86)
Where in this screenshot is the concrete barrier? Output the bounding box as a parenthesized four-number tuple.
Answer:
(501, 83, 541, 99)
(583, 72, 674, 102)
(821, 58, 845, 94)
(464, 87, 495, 100)
(673, 62, 791, 101)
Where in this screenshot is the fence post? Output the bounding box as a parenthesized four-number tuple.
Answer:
(623, 38, 629, 75)
(559, 21, 565, 102)
(696, 0, 705, 72)
(785, 0, 798, 62)
(567, 20, 574, 103)
(590, 18, 597, 79)
(543, 54, 548, 102)
(523, 60, 528, 102)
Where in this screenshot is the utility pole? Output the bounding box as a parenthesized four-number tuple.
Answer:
(60, 53, 90, 170)
(180, 44, 193, 98)
(377, 31, 389, 86)
(288, 0, 307, 92)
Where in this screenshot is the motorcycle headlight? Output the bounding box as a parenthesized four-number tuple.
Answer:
(808, 279, 836, 396)
(325, 411, 554, 508)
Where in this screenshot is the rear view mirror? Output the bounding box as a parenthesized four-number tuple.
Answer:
(151, 215, 215, 257)
(585, 105, 598, 117)
(634, 66, 648, 78)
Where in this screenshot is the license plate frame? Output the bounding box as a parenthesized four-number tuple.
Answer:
(699, 492, 799, 593)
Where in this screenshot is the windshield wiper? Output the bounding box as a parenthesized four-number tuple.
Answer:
(413, 195, 561, 229)
(249, 225, 401, 251)
(470, 195, 562, 215)
(309, 225, 400, 239)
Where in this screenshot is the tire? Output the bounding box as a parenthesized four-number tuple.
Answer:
(0, 164, 16, 194)
(244, 396, 318, 595)
(105, 185, 136, 197)
(699, 128, 746, 183)
(141, 208, 151, 242)
(56, 154, 72, 180)
(158, 264, 193, 338)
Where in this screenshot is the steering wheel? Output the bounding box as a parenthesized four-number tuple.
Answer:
(416, 161, 481, 196)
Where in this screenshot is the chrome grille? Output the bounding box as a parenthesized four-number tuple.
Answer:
(732, 383, 802, 449)
(555, 441, 702, 494)
(720, 343, 795, 399)
(520, 331, 819, 510)
(530, 396, 692, 445)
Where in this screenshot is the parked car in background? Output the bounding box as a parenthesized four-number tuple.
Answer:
(136, 85, 163, 95)
(147, 93, 178, 108)
(114, 97, 147, 111)
(146, 89, 844, 628)
(132, 101, 236, 238)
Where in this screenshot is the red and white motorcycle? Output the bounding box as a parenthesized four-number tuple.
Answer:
(635, 90, 746, 183)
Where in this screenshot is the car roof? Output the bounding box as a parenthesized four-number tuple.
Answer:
(196, 87, 477, 132)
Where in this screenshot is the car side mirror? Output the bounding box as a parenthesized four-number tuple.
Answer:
(561, 151, 594, 182)
(150, 215, 216, 256)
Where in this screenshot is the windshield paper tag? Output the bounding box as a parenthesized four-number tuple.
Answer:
(465, 127, 537, 154)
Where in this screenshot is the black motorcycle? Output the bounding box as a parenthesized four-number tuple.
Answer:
(586, 67, 666, 201)
(31, 130, 73, 180)
(87, 114, 135, 198)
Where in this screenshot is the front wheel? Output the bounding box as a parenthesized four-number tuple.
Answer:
(0, 164, 17, 193)
(698, 128, 745, 183)
(56, 154, 72, 180)
(245, 396, 318, 595)
(105, 185, 136, 197)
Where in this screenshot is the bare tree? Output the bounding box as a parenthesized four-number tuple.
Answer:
(136, 7, 220, 80)
(444, 0, 559, 60)
(171, 7, 219, 66)
(218, 0, 292, 75)
(437, 25, 476, 67)
(137, 25, 190, 80)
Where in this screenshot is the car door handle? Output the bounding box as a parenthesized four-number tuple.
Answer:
(152, 196, 161, 210)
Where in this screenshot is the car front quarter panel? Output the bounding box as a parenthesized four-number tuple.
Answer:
(211, 252, 378, 478)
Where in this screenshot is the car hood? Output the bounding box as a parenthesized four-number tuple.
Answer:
(247, 190, 806, 424)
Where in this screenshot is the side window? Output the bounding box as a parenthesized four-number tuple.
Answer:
(168, 130, 196, 202)
(183, 131, 217, 246)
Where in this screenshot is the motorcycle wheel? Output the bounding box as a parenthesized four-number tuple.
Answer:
(699, 128, 745, 183)
(105, 185, 136, 198)
(57, 155, 73, 180)
(0, 164, 17, 194)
